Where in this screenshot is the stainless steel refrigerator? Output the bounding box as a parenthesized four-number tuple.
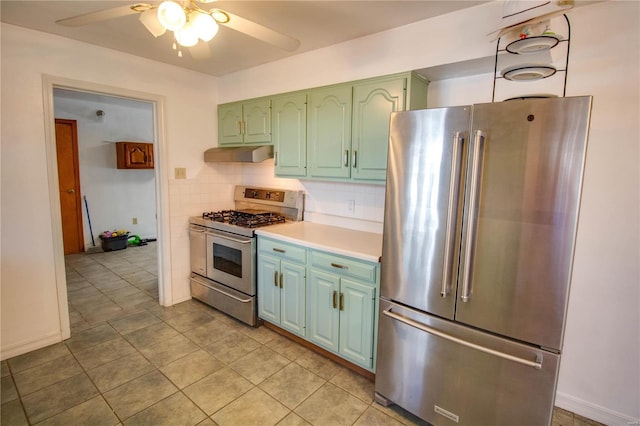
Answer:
(375, 96, 592, 425)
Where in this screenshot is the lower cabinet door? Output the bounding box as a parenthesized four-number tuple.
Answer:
(307, 269, 340, 352)
(339, 278, 375, 368)
(258, 254, 280, 324)
(280, 261, 306, 337)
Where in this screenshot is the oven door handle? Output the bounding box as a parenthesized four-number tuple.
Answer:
(206, 229, 253, 244)
(191, 276, 253, 303)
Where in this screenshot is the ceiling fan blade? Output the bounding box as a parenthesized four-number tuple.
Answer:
(56, 4, 140, 27)
(188, 42, 212, 60)
(220, 11, 300, 52)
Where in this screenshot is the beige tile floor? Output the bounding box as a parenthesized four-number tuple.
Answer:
(1, 242, 603, 426)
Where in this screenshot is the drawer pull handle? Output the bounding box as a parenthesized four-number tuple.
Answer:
(331, 263, 348, 270)
(274, 271, 278, 287)
(273, 248, 286, 253)
(339, 292, 344, 311)
(332, 290, 337, 309)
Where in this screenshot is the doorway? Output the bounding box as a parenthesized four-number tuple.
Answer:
(43, 76, 172, 340)
(55, 119, 84, 254)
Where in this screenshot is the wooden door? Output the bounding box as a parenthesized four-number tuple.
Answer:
(55, 119, 84, 254)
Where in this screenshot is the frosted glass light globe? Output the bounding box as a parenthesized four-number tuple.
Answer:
(157, 1, 186, 31)
(175, 20, 199, 47)
(192, 12, 219, 42)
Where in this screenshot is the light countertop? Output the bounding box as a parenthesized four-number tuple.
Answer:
(255, 222, 382, 263)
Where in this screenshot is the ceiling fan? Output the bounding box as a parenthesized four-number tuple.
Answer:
(55, 1, 300, 59)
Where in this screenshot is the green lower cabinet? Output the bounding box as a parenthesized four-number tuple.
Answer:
(338, 278, 375, 368)
(307, 269, 340, 352)
(307, 268, 376, 370)
(257, 253, 306, 337)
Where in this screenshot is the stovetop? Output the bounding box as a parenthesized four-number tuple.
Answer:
(189, 185, 303, 237)
(202, 210, 286, 228)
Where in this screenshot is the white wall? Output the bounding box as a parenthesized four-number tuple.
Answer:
(0, 23, 220, 359)
(217, 1, 640, 424)
(54, 90, 158, 244)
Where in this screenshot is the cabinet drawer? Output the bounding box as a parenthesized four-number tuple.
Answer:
(259, 238, 306, 264)
(310, 250, 377, 283)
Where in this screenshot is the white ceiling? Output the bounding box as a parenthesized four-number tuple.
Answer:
(0, 1, 489, 76)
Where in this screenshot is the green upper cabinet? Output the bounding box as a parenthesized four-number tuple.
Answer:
(307, 85, 353, 179)
(217, 71, 428, 182)
(272, 93, 307, 177)
(218, 98, 271, 146)
(351, 77, 406, 181)
(307, 72, 427, 183)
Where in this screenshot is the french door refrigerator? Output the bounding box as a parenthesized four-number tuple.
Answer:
(375, 96, 592, 426)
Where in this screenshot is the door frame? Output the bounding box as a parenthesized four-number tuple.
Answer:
(42, 75, 172, 340)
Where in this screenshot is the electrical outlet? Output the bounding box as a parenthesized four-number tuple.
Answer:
(132, 217, 138, 225)
(175, 167, 187, 179)
(348, 199, 355, 214)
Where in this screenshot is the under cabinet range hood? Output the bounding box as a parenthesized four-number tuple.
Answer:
(204, 145, 273, 163)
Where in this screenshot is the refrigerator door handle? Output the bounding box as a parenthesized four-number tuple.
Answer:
(382, 307, 543, 369)
(441, 131, 465, 298)
(460, 130, 485, 302)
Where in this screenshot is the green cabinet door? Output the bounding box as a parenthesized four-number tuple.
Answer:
(258, 254, 281, 324)
(307, 269, 340, 352)
(272, 93, 307, 177)
(307, 86, 352, 179)
(280, 261, 306, 336)
(218, 99, 270, 145)
(352, 78, 406, 181)
(338, 277, 376, 368)
(243, 98, 271, 144)
(218, 102, 243, 145)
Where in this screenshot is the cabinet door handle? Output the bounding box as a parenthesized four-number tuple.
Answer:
(331, 263, 348, 270)
(274, 271, 278, 287)
(339, 292, 344, 311)
(274, 151, 278, 166)
(352, 150, 357, 168)
(279, 272, 283, 288)
(237, 120, 242, 135)
(273, 248, 286, 253)
(332, 290, 337, 309)
(343, 150, 349, 167)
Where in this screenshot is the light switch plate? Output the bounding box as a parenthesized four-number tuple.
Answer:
(175, 167, 187, 179)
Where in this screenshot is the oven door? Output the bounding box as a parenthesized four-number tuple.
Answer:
(206, 229, 256, 295)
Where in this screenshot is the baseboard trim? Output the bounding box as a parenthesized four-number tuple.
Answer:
(555, 391, 639, 426)
(0, 331, 63, 361)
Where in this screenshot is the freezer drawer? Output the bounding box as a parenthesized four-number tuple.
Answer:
(375, 299, 560, 426)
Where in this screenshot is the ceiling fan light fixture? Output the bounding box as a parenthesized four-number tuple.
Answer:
(192, 12, 218, 41)
(157, 1, 186, 31)
(139, 8, 166, 37)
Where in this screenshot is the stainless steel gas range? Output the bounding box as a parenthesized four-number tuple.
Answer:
(189, 186, 303, 326)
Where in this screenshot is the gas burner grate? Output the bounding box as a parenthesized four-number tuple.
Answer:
(202, 210, 286, 228)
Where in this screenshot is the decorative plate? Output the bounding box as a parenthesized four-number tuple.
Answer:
(501, 64, 557, 81)
(506, 35, 560, 54)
